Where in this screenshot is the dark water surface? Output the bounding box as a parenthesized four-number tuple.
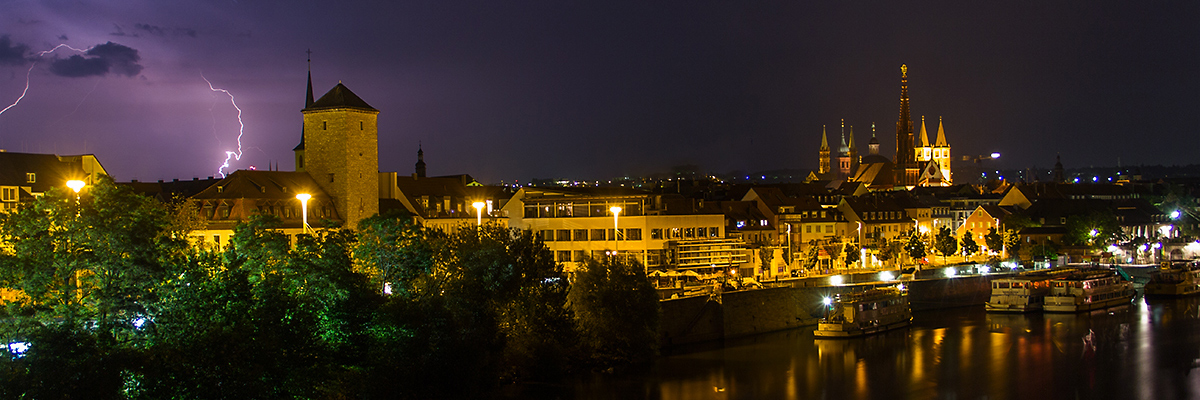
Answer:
(507, 295, 1200, 399)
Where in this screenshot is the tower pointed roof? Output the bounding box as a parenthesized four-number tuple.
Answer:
(820, 125, 829, 150)
(305, 82, 377, 111)
(848, 125, 856, 150)
(839, 119, 849, 153)
(919, 116, 930, 147)
(934, 116, 948, 147)
(295, 54, 314, 152)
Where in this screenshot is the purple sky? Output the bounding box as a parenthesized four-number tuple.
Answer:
(1, 1, 1198, 184)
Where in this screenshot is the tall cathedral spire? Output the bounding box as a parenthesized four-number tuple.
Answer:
(895, 64, 916, 187)
(839, 119, 848, 153)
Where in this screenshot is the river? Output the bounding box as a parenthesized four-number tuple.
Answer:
(505, 294, 1200, 399)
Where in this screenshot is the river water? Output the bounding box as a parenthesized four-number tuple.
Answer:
(507, 294, 1200, 399)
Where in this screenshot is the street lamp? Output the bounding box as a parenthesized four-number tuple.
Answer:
(610, 206, 622, 255)
(296, 193, 311, 234)
(66, 180, 85, 194)
(473, 201, 485, 227)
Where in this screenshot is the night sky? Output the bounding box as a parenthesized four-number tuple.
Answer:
(1, 1, 1198, 184)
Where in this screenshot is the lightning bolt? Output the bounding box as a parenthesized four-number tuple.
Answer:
(0, 44, 91, 118)
(202, 74, 245, 178)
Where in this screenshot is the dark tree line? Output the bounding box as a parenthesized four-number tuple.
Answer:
(0, 178, 659, 399)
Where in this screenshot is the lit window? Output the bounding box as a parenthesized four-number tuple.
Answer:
(25, 173, 34, 183)
(1, 187, 15, 202)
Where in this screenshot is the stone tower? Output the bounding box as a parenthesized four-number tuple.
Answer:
(301, 82, 380, 229)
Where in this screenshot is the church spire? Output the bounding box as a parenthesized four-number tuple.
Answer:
(919, 116, 930, 147)
(868, 123, 880, 156)
(820, 125, 829, 150)
(305, 49, 314, 108)
(848, 125, 856, 150)
(895, 64, 916, 187)
(415, 143, 427, 178)
(934, 116, 948, 147)
(839, 119, 848, 153)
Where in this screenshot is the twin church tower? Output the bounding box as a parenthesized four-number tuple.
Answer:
(816, 65, 952, 188)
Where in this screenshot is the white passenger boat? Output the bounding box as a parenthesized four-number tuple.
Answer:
(1145, 263, 1200, 297)
(986, 275, 1056, 313)
(1043, 270, 1134, 313)
(815, 286, 911, 338)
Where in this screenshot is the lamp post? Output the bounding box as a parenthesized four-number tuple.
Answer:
(610, 206, 622, 256)
(473, 201, 485, 227)
(66, 180, 85, 194)
(296, 193, 311, 235)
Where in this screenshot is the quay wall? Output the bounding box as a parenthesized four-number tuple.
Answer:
(660, 272, 1014, 347)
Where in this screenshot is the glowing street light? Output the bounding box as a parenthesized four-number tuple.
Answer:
(296, 193, 311, 234)
(66, 180, 85, 194)
(990, 152, 1001, 159)
(610, 206, 622, 254)
(473, 201, 485, 227)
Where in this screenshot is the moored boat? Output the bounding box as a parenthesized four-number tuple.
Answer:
(986, 275, 1055, 313)
(1144, 263, 1200, 297)
(815, 286, 911, 338)
(1043, 270, 1134, 313)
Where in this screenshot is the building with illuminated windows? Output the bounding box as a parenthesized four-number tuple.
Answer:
(502, 187, 736, 273)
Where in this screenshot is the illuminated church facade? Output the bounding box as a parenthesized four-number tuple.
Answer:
(813, 65, 953, 189)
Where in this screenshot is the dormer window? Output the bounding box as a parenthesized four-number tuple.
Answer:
(2, 187, 15, 202)
(25, 173, 34, 183)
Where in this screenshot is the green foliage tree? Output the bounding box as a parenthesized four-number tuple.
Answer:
(961, 231, 980, 258)
(934, 226, 958, 265)
(985, 227, 1004, 255)
(1004, 229, 1023, 259)
(1065, 210, 1124, 247)
(843, 243, 860, 267)
(568, 256, 659, 368)
(904, 233, 927, 261)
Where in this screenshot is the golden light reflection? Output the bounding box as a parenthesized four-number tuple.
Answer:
(855, 359, 868, 398)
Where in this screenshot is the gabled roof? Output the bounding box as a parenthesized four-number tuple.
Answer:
(0, 152, 91, 193)
(304, 83, 377, 112)
(123, 177, 223, 202)
(191, 170, 328, 201)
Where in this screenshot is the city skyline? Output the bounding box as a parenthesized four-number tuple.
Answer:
(1, 1, 1197, 184)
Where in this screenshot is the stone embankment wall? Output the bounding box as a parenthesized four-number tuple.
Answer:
(660, 271, 1018, 347)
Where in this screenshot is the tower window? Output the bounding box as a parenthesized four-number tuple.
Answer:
(323, 121, 327, 130)
(360, 121, 363, 130)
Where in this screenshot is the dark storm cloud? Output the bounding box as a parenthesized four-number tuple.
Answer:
(134, 23, 197, 38)
(48, 42, 143, 77)
(0, 36, 30, 65)
(109, 23, 135, 37)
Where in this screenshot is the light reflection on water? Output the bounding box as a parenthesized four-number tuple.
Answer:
(507, 295, 1200, 399)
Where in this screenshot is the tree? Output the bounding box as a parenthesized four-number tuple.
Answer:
(984, 227, 1004, 255)
(904, 233, 927, 261)
(568, 256, 659, 368)
(933, 226, 958, 265)
(843, 243, 860, 267)
(1004, 229, 1023, 260)
(961, 231, 980, 258)
(1065, 210, 1124, 247)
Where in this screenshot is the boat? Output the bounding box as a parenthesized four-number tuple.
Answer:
(985, 270, 1074, 313)
(815, 286, 911, 338)
(985, 275, 1055, 313)
(1043, 270, 1135, 313)
(1144, 263, 1200, 297)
